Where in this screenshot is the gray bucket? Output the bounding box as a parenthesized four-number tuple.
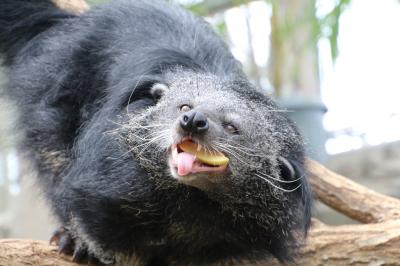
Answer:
(278, 98, 328, 162)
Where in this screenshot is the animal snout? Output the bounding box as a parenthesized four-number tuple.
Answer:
(179, 110, 209, 134)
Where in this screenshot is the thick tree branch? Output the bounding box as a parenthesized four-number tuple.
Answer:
(297, 219, 400, 265)
(307, 159, 400, 223)
(0, 239, 76, 266)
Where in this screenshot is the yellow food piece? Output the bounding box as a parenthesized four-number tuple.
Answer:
(178, 140, 229, 166)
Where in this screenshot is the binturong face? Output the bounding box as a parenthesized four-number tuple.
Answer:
(120, 70, 307, 198)
(74, 69, 311, 262)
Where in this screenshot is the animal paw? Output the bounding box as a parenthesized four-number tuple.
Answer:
(50, 226, 103, 265)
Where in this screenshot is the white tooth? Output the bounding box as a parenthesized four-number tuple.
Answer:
(172, 146, 178, 159)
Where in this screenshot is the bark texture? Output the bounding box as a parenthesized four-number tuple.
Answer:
(0, 239, 76, 266)
(307, 158, 400, 223)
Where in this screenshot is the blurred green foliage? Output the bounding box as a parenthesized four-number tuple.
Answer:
(317, 0, 351, 61)
(187, 0, 351, 61)
(188, 0, 246, 16)
(85, 0, 352, 61)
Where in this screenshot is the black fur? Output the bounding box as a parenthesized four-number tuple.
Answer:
(0, 0, 312, 265)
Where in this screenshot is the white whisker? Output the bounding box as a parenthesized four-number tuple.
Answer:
(255, 172, 304, 184)
(255, 174, 302, 193)
(126, 74, 146, 115)
(212, 142, 259, 168)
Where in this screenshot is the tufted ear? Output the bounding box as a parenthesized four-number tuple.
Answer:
(278, 156, 312, 232)
(277, 157, 304, 182)
(150, 83, 169, 102)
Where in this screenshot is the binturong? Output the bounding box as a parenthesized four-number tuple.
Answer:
(0, 0, 312, 265)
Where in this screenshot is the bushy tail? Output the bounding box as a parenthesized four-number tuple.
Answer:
(0, 0, 74, 65)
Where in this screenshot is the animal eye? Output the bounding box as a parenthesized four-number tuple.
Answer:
(224, 123, 239, 135)
(180, 104, 191, 112)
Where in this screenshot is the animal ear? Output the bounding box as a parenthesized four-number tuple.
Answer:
(150, 83, 169, 102)
(277, 156, 304, 181)
(278, 156, 312, 233)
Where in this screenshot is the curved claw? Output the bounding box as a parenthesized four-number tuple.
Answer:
(49, 226, 107, 265)
(50, 227, 75, 255)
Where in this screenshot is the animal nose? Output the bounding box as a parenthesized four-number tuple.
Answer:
(179, 110, 209, 134)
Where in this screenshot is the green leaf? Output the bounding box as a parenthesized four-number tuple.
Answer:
(320, 0, 352, 61)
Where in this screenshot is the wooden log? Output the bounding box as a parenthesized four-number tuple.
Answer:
(307, 159, 400, 223)
(297, 219, 400, 265)
(0, 239, 76, 266)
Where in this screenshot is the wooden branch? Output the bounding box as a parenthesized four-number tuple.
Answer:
(263, 219, 400, 266)
(307, 159, 400, 223)
(0, 239, 76, 266)
(296, 219, 400, 265)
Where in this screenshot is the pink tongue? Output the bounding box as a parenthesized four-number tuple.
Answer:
(177, 152, 196, 176)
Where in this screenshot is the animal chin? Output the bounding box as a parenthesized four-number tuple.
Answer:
(169, 139, 228, 178)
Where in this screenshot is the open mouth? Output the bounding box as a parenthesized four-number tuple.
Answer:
(170, 139, 229, 176)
